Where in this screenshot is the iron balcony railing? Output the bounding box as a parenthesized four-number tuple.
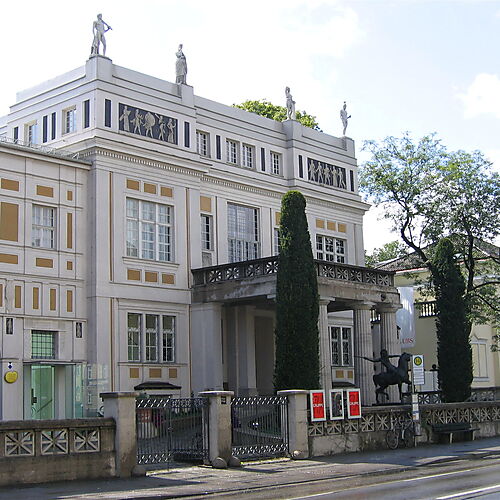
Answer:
(0, 136, 88, 163)
(192, 256, 395, 287)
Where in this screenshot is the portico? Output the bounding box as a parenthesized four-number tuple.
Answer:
(191, 256, 401, 406)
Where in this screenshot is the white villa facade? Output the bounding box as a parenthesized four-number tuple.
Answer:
(0, 55, 401, 420)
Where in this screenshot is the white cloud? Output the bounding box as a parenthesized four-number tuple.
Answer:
(457, 73, 500, 119)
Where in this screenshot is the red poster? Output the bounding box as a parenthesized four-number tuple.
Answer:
(347, 389, 361, 419)
(309, 390, 326, 422)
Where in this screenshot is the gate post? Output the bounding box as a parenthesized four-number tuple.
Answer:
(199, 390, 234, 468)
(101, 391, 138, 477)
(277, 390, 310, 459)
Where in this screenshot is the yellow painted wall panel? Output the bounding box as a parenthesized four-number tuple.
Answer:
(200, 195, 212, 213)
(0, 202, 19, 241)
(160, 186, 173, 197)
(14, 286, 21, 309)
(143, 183, 157, 194)
(129, 368, 140, 379)
(275, 212, 281, 226)
(66, 213, 73, 249)
(66, 290, 73, 313)
(168, 368, 178, 379)
(149, 368, 162, 378)
(67, 190, 73, 201)
(1, 178, 19, 191)
(145, 271, 158, 283)
(126, 179, 140, 191)
(67, 261, 73, 270)
(127, 269, 141, 281)
(36, 258, 53, 268)
(49, 289, 56, 311)
(0, 284, 3, 307)
(36, 185, 54, 197)
(0, 253, 18, 264)
(33, 287, 39, 310)
(162, 273, 175, 285)
(315, 218, 325, 229)
(327, 221, 336, 231)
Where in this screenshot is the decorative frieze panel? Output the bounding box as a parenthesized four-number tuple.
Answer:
(308, 158, 347, 190)
(5, 431, 35, 456)
(119, 104, 178, 145)
(74, 429, 100, 452)
(41, 429, 68, 455)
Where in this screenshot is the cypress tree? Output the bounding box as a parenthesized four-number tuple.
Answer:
(274, 191, 320, 390)
(432, 238, 472, 402)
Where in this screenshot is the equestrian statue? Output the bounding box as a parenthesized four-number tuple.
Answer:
(362, 350, 412, 404)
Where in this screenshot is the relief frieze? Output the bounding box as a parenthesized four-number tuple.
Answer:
(308, 158, 347, 189)
(119, 103, 178, 145)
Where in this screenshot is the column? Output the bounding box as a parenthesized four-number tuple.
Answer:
(352, 303, 375, 406)
(236, 305, 257, 396)
(277, 390, 309, 459)
(191, 303, 224, 394)
(198, 391, 236, 468)
(379, 305, 402, 402)
(101, 392, 138, 477)
(318, 300, 332, 391)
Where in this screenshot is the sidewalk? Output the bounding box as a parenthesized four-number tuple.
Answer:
(1, 437, 499, 500)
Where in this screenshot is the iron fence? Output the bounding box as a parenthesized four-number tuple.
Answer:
(136, 396, 208, 465)
(401, 387, 500, 405)
(231, 395, 288, 460)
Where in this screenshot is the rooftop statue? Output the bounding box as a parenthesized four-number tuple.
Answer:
(340, 101, 351, 136)
(90, 14, 112, 57)
(176, 44, 188, 85)
(285, 87, 296, 120)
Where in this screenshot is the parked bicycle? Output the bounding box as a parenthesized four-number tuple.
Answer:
(386, 415, 415, 449)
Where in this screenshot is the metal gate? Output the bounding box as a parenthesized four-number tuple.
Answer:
(231, 395, 288, 459)
(136, 396, 209, 465)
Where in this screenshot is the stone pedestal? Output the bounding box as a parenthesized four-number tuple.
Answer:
(101, 391, 138, 477)
(199, 391, 234, 467)
(353, 304, 375, 406)
(277, 390, 310, 458)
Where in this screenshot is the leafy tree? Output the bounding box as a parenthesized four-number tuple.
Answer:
(234, 99, 321, 131)
(432, 238, 472, 402)
(274, 191, 320, 390)
(365, 240, 408, 267)
(360, 133, 500, 334)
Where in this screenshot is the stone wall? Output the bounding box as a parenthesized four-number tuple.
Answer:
(308, 402, 500, 458)
(0, 418, 116, 486)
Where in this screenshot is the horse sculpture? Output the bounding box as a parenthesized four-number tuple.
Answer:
(370, 352, 412, 404)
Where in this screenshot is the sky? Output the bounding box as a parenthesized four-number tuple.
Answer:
(1, 0, 499, 252)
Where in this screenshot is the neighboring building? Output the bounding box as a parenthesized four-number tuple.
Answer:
(0, 55, 401, 419)
(376, 250, 500, 391)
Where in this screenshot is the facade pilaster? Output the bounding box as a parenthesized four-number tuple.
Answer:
(353, 303, 375, 406)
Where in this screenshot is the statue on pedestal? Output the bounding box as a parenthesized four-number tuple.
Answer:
(175, 44, 188, 85)
(90, 14, 112, 57)
(340, 101, 351, 136)
(285, 87, 296, 120)
(362, 350, 411, 404)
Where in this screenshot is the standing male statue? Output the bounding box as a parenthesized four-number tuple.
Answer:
(175, 44, 188, 85)
(91, 14, 112, 57)
(285, 87, 296, 120)
(340, 101, 351, 136)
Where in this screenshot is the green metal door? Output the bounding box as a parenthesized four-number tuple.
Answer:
(31, 365, 54, 419)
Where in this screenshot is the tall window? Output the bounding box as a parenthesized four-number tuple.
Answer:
(316, 235, 346, 263)
(32, 205, 56, 249)
(330, 326, 352, 366)
(226, 139, 238, 164)
(32, 331, 56, 359)
(471, 337, 488, 379)
(270, 152, 281, 175)
(196, 131, 209, 156)
(273, 228, 281, 255)
(227, 203, 260, 262)
(201, 214, 213, 251)
(63, 107, 76, 134)
(126, 199, 173, 261)
(127, 313, 175, 363)
(25, 122, 38, 145)
(242, 144, 254, 168)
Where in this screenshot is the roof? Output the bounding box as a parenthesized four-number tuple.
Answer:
(134, 381, 181, 391)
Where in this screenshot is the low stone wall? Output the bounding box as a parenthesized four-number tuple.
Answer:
(0, 418, 116, 486)
(308, 401, 500, 458)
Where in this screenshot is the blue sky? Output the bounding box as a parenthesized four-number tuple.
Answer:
(1, 0, 499, 250)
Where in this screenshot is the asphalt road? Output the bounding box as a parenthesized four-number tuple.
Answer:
(204, 456, 500, 500)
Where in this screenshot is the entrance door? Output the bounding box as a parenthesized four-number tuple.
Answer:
(31, 365, 54, 419)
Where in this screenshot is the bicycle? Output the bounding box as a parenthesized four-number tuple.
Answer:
(386, 415, 415, 449)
